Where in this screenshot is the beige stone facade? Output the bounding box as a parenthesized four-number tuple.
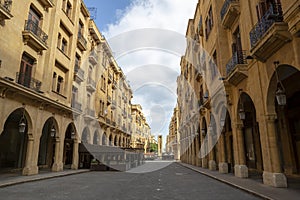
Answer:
(176, 0, 300, 188)
(0, 0, 150, 175)
(166, 106, 180, 160)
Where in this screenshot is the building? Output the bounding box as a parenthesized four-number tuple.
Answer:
(131, 104, 152, 153)
(167, 106, 180, 160)
(0, 0, 150, 175)
(157, 135, 162, 158)
(177, 0, 300, 188)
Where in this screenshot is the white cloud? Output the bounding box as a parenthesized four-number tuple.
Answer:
(103, 0, 197, 140)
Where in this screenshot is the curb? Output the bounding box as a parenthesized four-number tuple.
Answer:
(177, 163, 272, 200)
(0, 170, 90, 188)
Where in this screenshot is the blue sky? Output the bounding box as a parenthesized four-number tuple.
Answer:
(83, 0, 198, 147)
(84, 0, 132, 31)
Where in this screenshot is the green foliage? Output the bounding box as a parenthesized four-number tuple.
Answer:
(149, 143, 158, 152)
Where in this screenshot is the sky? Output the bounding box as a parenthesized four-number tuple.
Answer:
(84, 0, 198, 146)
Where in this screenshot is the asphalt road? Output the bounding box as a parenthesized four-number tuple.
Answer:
(0, 161, 260, 200)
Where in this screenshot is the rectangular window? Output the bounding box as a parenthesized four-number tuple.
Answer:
(57, 76, 64, 93)
(62, 38, 68, 54)
(18, 53, 35, 88)
(205, 6, 214, 40)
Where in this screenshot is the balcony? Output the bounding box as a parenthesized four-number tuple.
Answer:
(77, 32, 87, 51)
(22, 20, 48, 53)
(111, 100, 116, 109)
(74, 64, 84, 83)
(84, 108, 95, 121)
(71, 100, 82, 112)
(112, 81, 117, 90)
(107, 95, 112, 105)
(89, 49, 98, 65)
(249, 3, 292, 62)
(0, 0, 13, 20)
(89, 21, 100, 43)
(108, 73, 112, 83)
(37, 0, 54, 10)
(225, 50, 248, 86)
(106, 118, 111, 125)
(86, 78, 96, 93)
(221, 0, 240, 29)
(16, 72, 42, 92)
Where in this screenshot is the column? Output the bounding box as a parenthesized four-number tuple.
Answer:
(52, 138, 63, 172)
(262, 114, 287, 187)
(218, 133, 228, 173)
(71, 138, 79, 170)
(208, 131, 216, 171)
(234, 123, 248, 178)
(22, 134, 38, 175)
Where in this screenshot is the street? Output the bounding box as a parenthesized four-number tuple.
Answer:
(0, 162, 260, 200)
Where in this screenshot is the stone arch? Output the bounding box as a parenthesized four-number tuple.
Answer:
(0, 107, 32, 170)
(82, 127, 90, 144)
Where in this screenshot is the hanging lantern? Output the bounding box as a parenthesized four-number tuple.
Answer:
(220, 119, 225, 127)
(19, 121, 26, 134)
(71, 131, 76, 139)
(239, 108, 246, 120)
(201, 128, 206, 136)
(276, 87, 287, 106)
(50, 126, 56, 137)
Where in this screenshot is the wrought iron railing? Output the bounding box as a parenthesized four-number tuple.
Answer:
(87, 77, 96, 88)
(16, 72, 42, 92)
(24, 20, 48, 45)
(226, 50, 247, 76)
(89, 49, 99, 62)
(77, 32, 87, 48)
(250, 3, 283, 48)
(71, 100, 82, 111)
(220, 0, 239, 21)
(74, 64, 84, 79)
(85, 108, 95, 117)
(0, 0, 12, 13)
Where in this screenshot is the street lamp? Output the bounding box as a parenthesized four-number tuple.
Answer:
(274, 61, 287, 106)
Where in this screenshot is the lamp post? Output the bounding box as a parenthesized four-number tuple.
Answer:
(274, 61, 287, 106)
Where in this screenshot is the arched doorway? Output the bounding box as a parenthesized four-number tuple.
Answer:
(239, 92, 263, 175)
(102, 132, 107, 146)
(268, 65, 300, 175)
(0, 108, 29, 172)
(93, 131, 99, 145)
(79, 127, 91, 169)
(201, 117, 208, 168)
(63, 124, 75, 169)
(109, 134, 113, 146)
(38, 117, 58, 170)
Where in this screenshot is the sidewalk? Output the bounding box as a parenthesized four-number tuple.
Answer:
(0, 169, 90, 188)
(179, 162, 300, 200)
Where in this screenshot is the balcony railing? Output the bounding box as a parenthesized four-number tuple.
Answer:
(23, 20, 48, 52)
(0, 0, 12, 13)
(225, 50, 248, 85)
(89, 49, 99, 65)
(226, 50, 247, 76)
(221, 0, 238, 20)
(77, 32, 87, 51)
(16, 72, 42, 92)
(85, 108, 95, 117)
(250, 3, 283, 48)
(71, 100, 82, 111)
(74, 64, 84, 83)
(86, 78, 96, 92)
